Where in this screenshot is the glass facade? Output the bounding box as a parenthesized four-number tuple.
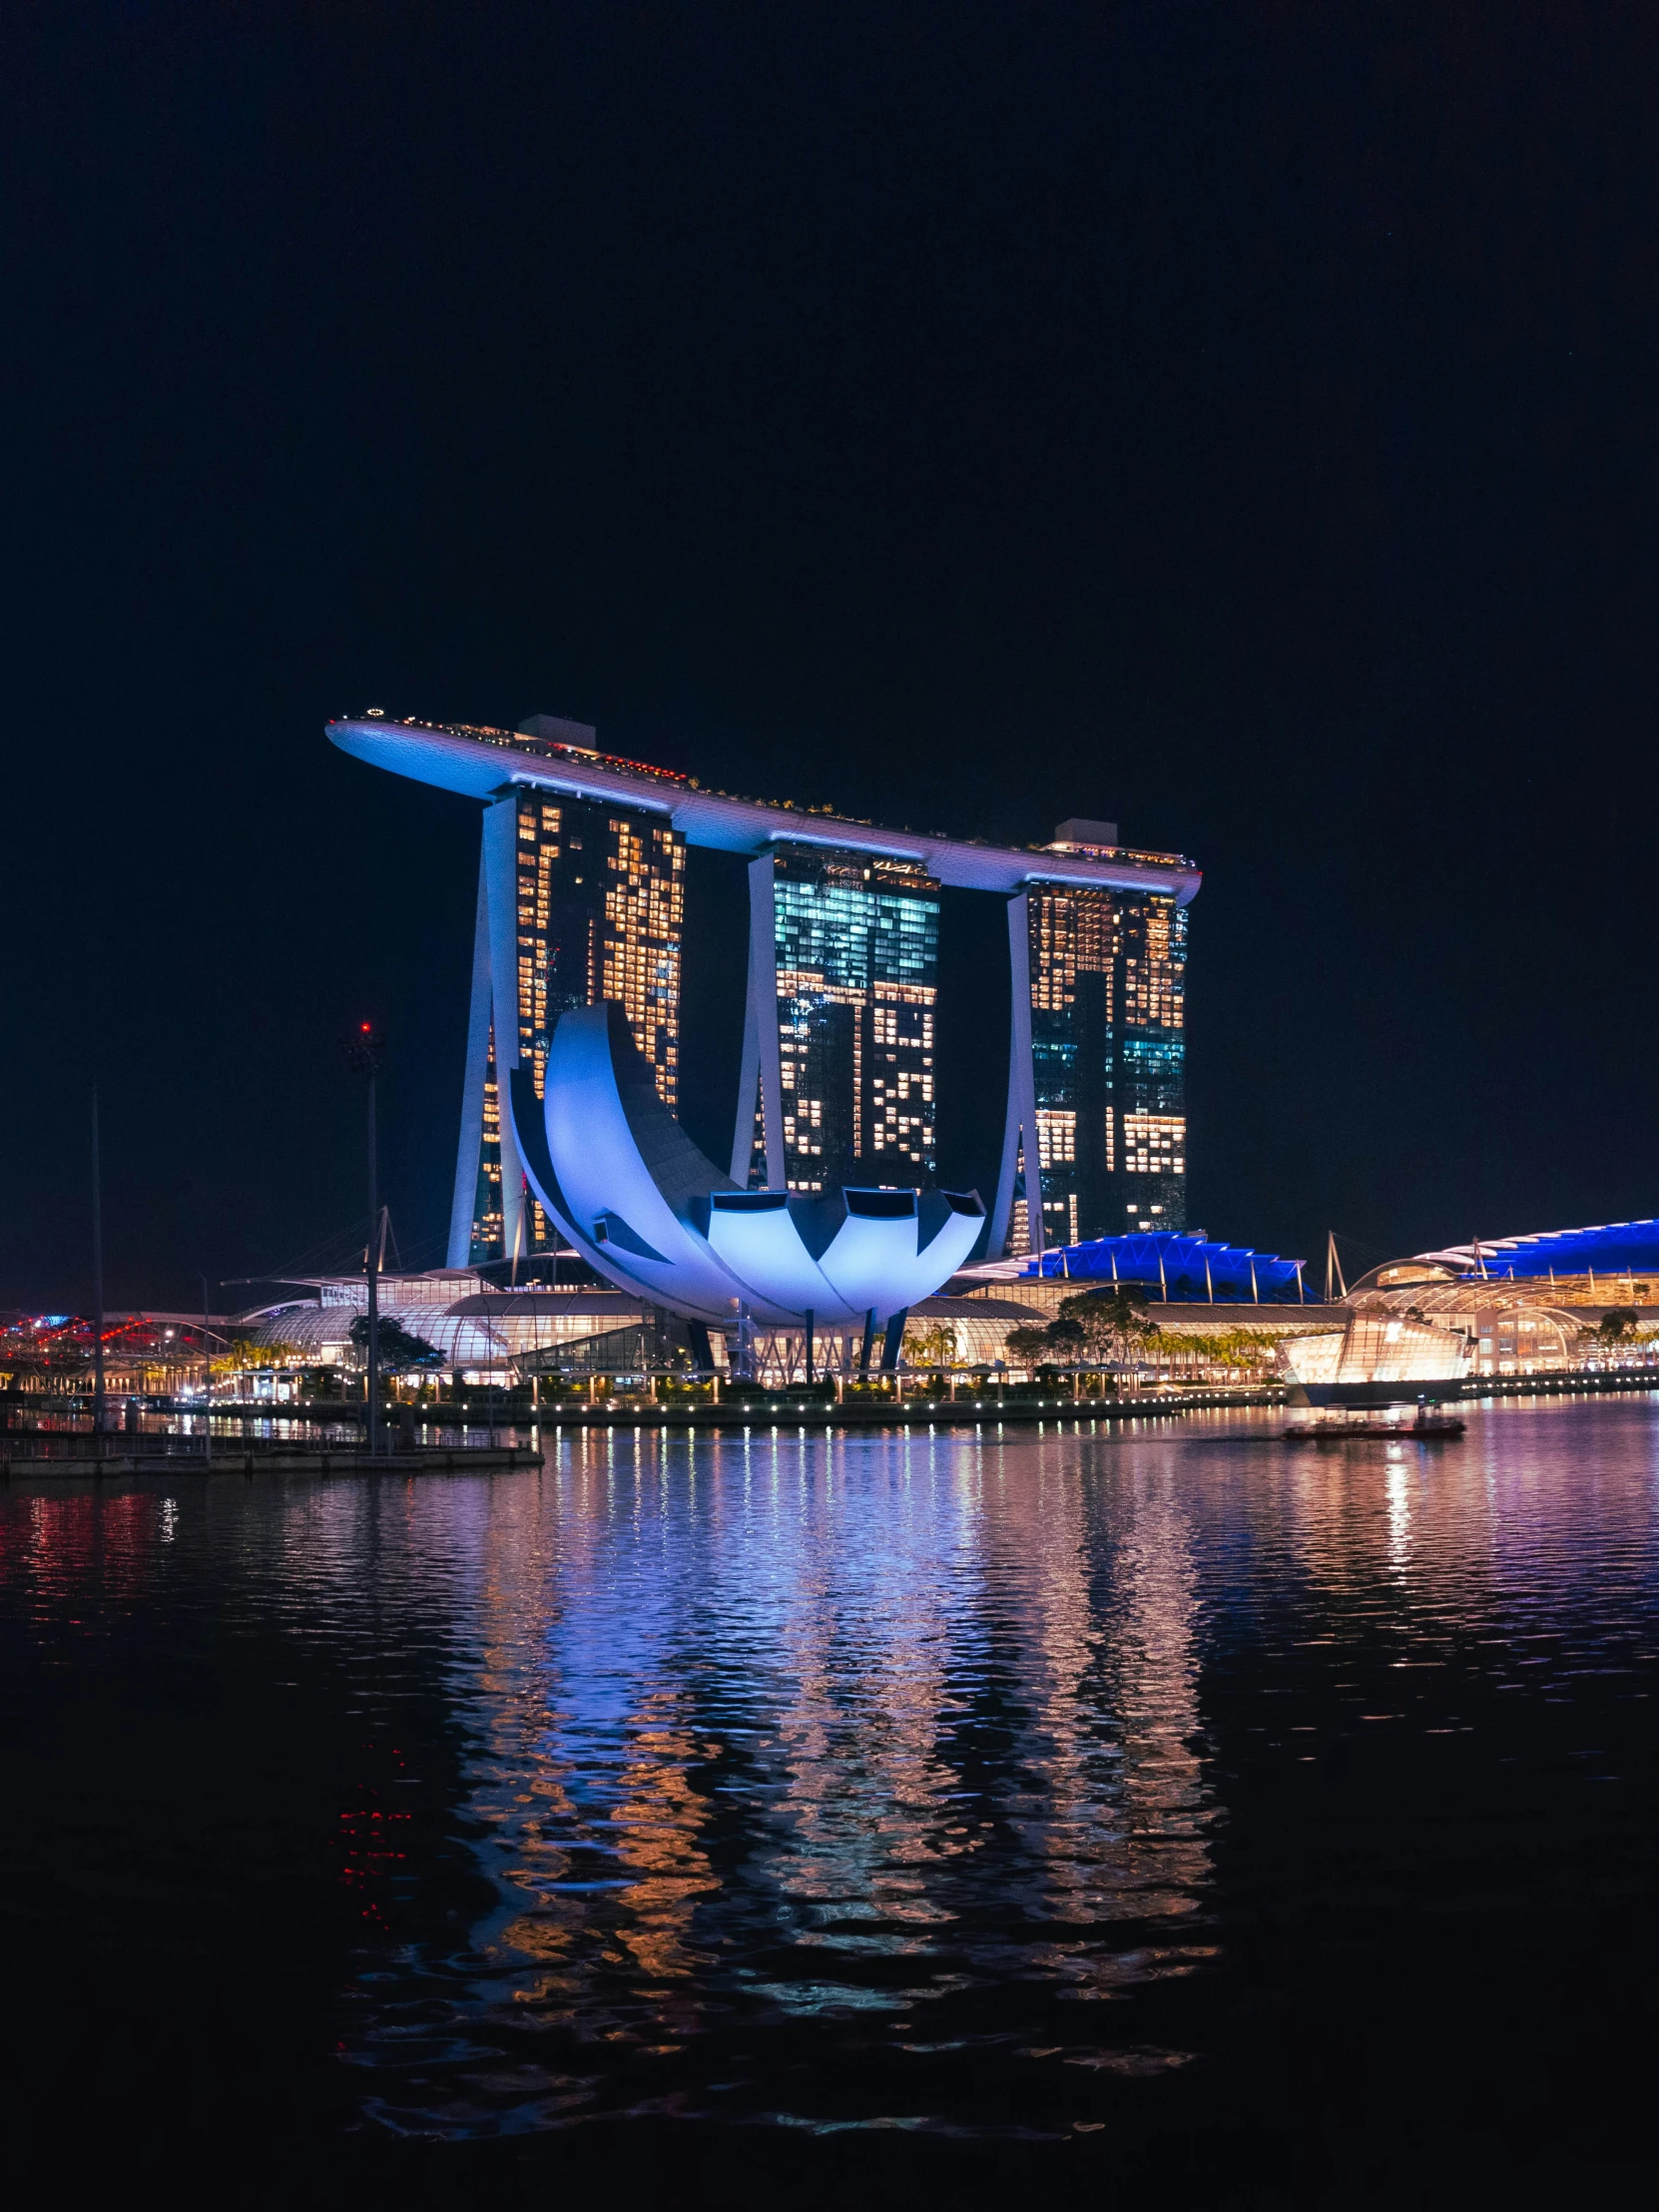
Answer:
(1026, 884, 1186, 1243)
(762, 843, 940, 1194)
(469, 792, 686, 1262)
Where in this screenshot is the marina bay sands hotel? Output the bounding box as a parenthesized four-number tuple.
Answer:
(328, 713, 1200, 1268)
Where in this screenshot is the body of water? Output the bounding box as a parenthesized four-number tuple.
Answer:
(3, 1397, 1657, 2208)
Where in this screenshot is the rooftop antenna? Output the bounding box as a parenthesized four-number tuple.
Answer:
(1326, 1232, 1348, 1302)
(1205, 1254, 1214, 1304)
(1250, 1258, 1259, 1303)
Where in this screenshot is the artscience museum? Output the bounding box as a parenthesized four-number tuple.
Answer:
(512, 1003, 984, 1374)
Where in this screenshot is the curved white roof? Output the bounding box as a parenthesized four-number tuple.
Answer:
(518, 1001, 984, 1327)
(327, 714, 1201, 903)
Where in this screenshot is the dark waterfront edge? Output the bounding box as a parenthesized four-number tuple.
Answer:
(4, 1370, 1657, 1476)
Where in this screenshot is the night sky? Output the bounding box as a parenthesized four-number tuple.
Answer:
(5, 3, 1657, 1312)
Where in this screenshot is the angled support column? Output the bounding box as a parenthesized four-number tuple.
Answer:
(990, 890, 1043, 1258)
(880, 1307, 908, 1373)
(446, 848, 494, 1267)
(732, 850, 785, 1187)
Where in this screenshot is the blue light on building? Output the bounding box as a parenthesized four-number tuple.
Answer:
(1022, 1231, 1307, 1303)
(1406, 1220, 1659, 1284)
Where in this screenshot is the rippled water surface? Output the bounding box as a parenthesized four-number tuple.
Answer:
(5, 1398, 1659, 2203)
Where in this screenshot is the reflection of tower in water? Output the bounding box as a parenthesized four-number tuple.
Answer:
(457, 1445, 719, 2044)
(1100, 1462, 1212, 1918)
(336, 1431, 1221, 2131)
(986, 1439, 1214, 1983)
(757, 1436, 973, 1934)
(743, 1435, 1217, 1999)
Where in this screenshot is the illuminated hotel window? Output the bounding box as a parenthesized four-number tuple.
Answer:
(765, 843, 939, 1191)
(1026, 883, 1186, 1242)
(470, 792, 686, 1263)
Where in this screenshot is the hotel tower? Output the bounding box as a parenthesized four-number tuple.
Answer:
(326, 714, 1199, 1264)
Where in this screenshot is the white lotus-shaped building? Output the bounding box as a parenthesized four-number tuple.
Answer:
(509, 1003, 984, 1354)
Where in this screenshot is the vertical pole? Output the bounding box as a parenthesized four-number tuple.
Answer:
(201, 1273, 214, 1469)
(859, 1307, 876, 1378)
(366, 1069, 380, 1458)
(91, 1087, 106, 1440)
(805, 1309, 815, 1387)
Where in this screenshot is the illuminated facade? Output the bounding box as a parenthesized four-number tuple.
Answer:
(324, 716, 1199, 1269)
(743, 843, 939, 1194)
(451, 726, 687, 1265)
(998, 821, 1188, 1252)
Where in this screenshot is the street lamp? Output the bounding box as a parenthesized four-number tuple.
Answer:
(342, 1024, 385, 1457)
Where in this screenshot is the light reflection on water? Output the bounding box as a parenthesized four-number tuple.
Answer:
(6, 1395, 1658, 2150)
(342, 1421, 1225, 2134)
(330, 1396, 1659, 2136)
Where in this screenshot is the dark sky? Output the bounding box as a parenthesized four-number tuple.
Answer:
(4, 2, 1657, 1310)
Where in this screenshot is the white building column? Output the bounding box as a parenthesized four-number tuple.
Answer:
(732, 849, 785, 1187)
(445, 846, 495, 1267)
(990, 889, 1043, 1259)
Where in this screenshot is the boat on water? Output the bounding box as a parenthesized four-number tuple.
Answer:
(1283, 1409, 1466, 1442)
(1279, 1301, 1470, 1441)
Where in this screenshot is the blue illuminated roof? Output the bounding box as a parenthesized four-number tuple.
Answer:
(1021, 1232, 1307, 1303)
(1417, 1220, 1659, 1281)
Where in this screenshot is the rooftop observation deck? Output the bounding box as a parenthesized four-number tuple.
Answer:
(326, 712, 1202, 902)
